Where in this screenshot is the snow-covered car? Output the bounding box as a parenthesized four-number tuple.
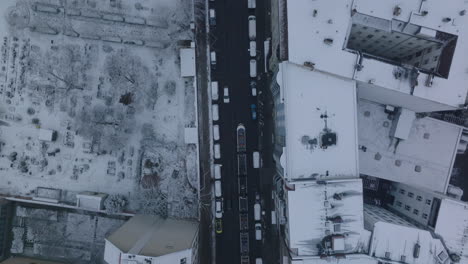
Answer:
(212, 104, 219, 121)
(254, 203, 261, 221)
(214, 143, 221, 159)
(253, 151, 260, 168)
(248, 16, 256, 40)
(215, 198, 223, 218)
(249, 41, 256, 57)
(213, 124, 220, 141)
(223, 86, 230, 103)
(248, 0, 256, 9)
(250, 59, 257, 78)
(214, 180, 222, 198)
(214, 164, 222, 180)
(209, 9, 216, 26)
(211, 81, 219, 101)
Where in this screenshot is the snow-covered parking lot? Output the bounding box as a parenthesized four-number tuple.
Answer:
(0, 0, 198, 219)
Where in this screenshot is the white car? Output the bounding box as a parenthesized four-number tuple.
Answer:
(255, 223, 262, 240)
(248, 0, 256, 9)
(214, 164, 222, 180)
(223, 86, 230, 103)
(214, 180, 222, 198)
(212, 104, 219, 121)
(250, 59, 257, 78)
(213, 124, 220, 141)
(214, 143, 221, 159)
(211, 81, 219, 101)
(249, 41, 256, 57)
(215, 199, 223, 218)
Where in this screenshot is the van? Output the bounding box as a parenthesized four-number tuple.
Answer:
(214, 180, 222, 197)
(255, 223, 262, 240)
(214, 164, 221, 179)
(211, 81, 219, 101)
(213, 124, 220, 141)
(214, 143, 221, 159)
(249, 41, 256, 57)
(253, 151, 260, 168)
(248, 0, 256, 9)
(212, 104, 219, 121)
(250, 59, 257, 78)
(248, 16, 256, 40)
(210, 51, 216, 67)
(254, 203, 261, 221)
(209, 9, 216, 26)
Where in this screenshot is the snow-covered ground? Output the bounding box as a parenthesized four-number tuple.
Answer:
(0, 0, 198, 219)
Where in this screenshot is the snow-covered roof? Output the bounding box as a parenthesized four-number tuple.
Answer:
(370, 222, 450, 264)
(106, 215, 198, 257)
(277, 62, 359, 181)
(291, 254, 378, 264)
(435, 198, 468, 263)
(38, 129, 54, 141)
(284, 0, 468, 111)
(286, 179, 366, 257)
(358, 100, 462, 193)
(180, 48, 195, 77)
(184, 127, 198, 144)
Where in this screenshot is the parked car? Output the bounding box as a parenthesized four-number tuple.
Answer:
(214, 164, 222, 180)
(210, 51, 216, 68)
(255, 258, 263, 264)
(241, 256, 250, 264)
(248, 0, 256, 9)
(213, 124, 220, 141)
(250, 80, 257, 96)
(249, 41, 256, 57)
(214, 180, 222, 198)
(251, 104, 257, 120)
(250, 59, 257, 78)
(237, 124, 246, 152)
(253, 151, 260, 168)
(212, 104, 219, 121)
(254, 203, 261, 221)
(240, 232, 249, 254)
(240, 213, 249, 231)
(214, 143, 221, 159)
(209, 9, 216, 26)
(255, 223, 262, 240)
(215, 198, 223, 218)
(223, 86, 230, 103)
(211, 81, 219, 100)
(248, 16, 256, 40)
(215, 218, 223, 234)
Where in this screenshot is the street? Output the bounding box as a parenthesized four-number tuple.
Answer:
(208, 0, 277, 263)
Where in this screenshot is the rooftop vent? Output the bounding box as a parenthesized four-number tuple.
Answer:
(321, 132, 337, 148)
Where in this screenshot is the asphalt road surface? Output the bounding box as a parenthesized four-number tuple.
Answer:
(208, 0, 274, 263)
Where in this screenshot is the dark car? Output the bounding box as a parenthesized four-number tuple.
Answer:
(239, 177, 248, 196)
(240, 213, 249, 231)
(237, 154, 247, 175)
(239, 196, 248, 212)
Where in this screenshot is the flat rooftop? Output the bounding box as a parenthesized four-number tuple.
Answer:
(107, 215, 198, 257)
(370, 222, 449, 264)
(286, 179, 367, 257)
(278, 62, 359, 181)
(284, 0, 468, 110)
(435, 198, 468, 264)
(291, 255, 378, 264)
(358, 100, 462, 193)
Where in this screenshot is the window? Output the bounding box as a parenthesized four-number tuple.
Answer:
(396, 201, 402, 207)
(408, 192, 414, 198)
(405, 205, 411, 211)
(399, 189, 406, 195)
(413, 209, 419, 215)
(422, 213, 428, 219)
(416, 196, 422, 201)
(426, 199, 432, 205)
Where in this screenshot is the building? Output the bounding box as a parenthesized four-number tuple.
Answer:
(0, 200, 12, 261)
(364, 204, 416, 230)
(104, 215, 199, 264)
(272, 62, 359, 181)
(271, 0, 468, 113)
(275, 178, 369, 261)
(290, 254, 378, 264)
(369, 222, 450, 264)
(358, 100, 465, 193)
